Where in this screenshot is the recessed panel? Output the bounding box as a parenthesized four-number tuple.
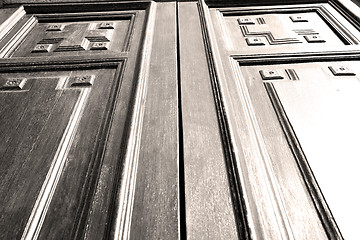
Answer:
(240, 61, 360, 239)
(12, 19, 132, 57)
(215, 4, 360, 54)
(1, 12, 135, 58)
(0, 66, 123, 239)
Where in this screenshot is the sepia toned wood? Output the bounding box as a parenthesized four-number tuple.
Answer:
(178, 1, 241, 239)
(0, 7, 25, 42)
(129, 2, 179, 239)
(0, 74, 75, 240)
(261, 60, 360, 239)
(211, 2, 360, 55)
(0, 2, 153, 240)
(1, 0, 360, 239)
(82, 4, 151, 240)
(35, 69, 119, 240)
(9, 14, 133, 57)
(197, 0, 360, 239)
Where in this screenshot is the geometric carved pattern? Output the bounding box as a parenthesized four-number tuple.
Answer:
(98, 22, 114, 29)
(38, 38, 64, 44)
(290, 15, 309, 22)
(328, 66, 356, 76)
(85, 36, 110, 42)
(238, 17, 255, 25)
(246, 37, 266, 46)
(256, 17, 266, 25)
(89, 42, 109, 50)
(259, 69, 284, 80)
(293, 29, 319, 35)
(232, 10, 348, 48)
(0, 78, 27, 90)
(285, 69, 300, 80)
(46, 24, 65, 31)
(241, 25, 301, 45)
(259, 69, 301, 81)
(32, 44, 52, 53)
(33, 22, 115, 53)
(304, 35, 326, 43)
(69, 75, 95, 87)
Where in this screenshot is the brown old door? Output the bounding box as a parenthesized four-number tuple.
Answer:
(0, 0, 360, 239)
(186, 0, 360, 239)
(0, 2, 179, 239)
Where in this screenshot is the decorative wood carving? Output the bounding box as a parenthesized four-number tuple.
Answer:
(0, 2, 156, 239)
(235, 56, 360, 239)
(0, 10, 136, 58)
(68, 75, 95, 87)
(198, 0, 360, 239)
(0, 77, 27, 90)
(214, 3, 360, 55)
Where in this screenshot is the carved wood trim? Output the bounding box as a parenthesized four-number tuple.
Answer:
(198, 0, 251, 239)
(220, 4, 359, 45)
(0, 12, 137, 58)
(198, 0, 360, 238)
(110, 2, 156, 239)
(0, 1, 155, 239)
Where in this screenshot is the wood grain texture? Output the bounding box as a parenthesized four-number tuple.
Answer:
(234, 61, 329, 239)
(0, 76, 73, 240)
(36, 69, 118, 240)
(199, 0, 344, 238)
(0, 2, 149, 239)
(215, 3, 360, 56)
(129, 2, 179, 239)
(10, 14, 134, 57)
(0, 7, 25, 42)
(179, 2, 240, 240)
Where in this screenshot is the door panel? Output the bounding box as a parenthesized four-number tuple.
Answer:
(200, 0, 360, 239)
(1, 0, 360, 239)
(0, 68, 120, 240)
(213, 3, 360, 54)
(259, 60, 360, 239)
(0, 2, 180, 239)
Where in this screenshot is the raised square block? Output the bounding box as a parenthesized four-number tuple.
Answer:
(329, 66, 356, 76)
(89, 42, 109, 50)
(246, 37, 266, 46)
(238, 17, 255, 25)
(32, 44, 52, 53)
(69, 75, 95, 87)
(46, 24, 64, 31)
(259, 70, 284, 80)
(304, 35, 326, 43)
(290, 15, 309, 22)
(1, 78, 27, 90)
(99, 22, 114, 29)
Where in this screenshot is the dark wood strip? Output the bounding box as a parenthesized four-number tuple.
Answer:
(130, 2, 179, 239)
(0, 78, 68, 240)
(179, 1, 242, 239)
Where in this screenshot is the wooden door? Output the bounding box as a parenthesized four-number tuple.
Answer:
(1, 0, 360, 239)
(187, 0, 360, 239)
(0, 2, 179, 239)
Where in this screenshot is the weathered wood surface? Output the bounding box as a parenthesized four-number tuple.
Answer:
(178, 2, 240, 239)
(130, 2, 179, 239)
(0, 2, 152, 239)
(1, 0, 360, 239)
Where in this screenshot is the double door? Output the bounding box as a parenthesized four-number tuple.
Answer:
(0, 0, 359, 239)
